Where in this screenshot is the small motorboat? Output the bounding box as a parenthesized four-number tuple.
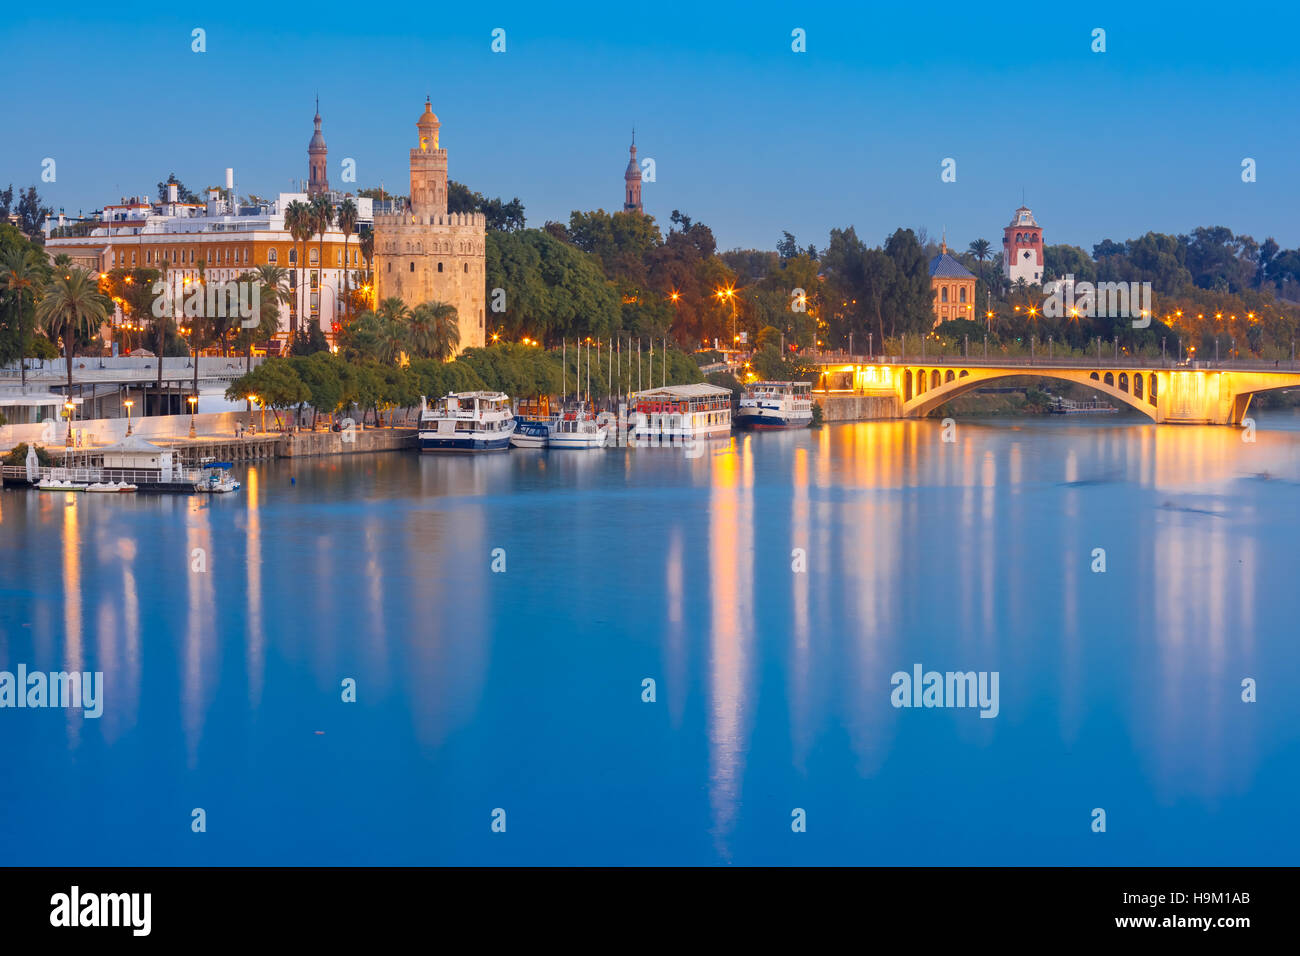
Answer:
(510, 416, 554, 448)
(196, 463, 241, 494)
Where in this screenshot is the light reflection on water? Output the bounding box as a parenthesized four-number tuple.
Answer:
(2, 412, 1299, 864)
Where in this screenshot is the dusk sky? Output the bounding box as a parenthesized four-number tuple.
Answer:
(4, 2, 1298, 254)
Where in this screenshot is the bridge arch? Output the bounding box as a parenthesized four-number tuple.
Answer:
(902, 368, 1160, 421)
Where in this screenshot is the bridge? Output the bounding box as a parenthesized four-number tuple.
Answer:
(809, 354, 1300, 425)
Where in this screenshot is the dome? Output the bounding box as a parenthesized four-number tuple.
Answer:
(417, 98, 440, 129)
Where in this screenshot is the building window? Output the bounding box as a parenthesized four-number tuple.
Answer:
(131, 253, 136, 265)
(288, 249, 296, 264)
(336, 250, 342, 266)
(269, 249, 278, 264)
(959, 287, 967, 303)
(409, 262, 415, 272)
(437, 262, 443, 273)
(941, 287, 948, 302)
(387, 262, 392, 273)
(146, 250, 153, 264)
(309, 249, 318, 265)
(463, 263, 468, 273)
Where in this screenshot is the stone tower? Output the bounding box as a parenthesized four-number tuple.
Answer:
(623, 131, 642, 213)
(373, 99, 487, 353)
(307, 98, 329, 197)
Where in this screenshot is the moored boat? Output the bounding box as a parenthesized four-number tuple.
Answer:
(632, 383, 733, 443)
(419, 391, 516, 452)
(735, 381, 813, 430)
(549, 403, 609, 449)
(510, 416, 555, 448)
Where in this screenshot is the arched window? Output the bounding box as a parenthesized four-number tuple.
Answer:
(941, 287, 948, 302)
(269, 249, 278, 264)
(309, 249, 318, 265)
(288, 249, 296, 265)
(437, 262, 443, 273)
(409, 261, 415, 272)
(464, 263, 468, 273)
(959, 287, 967, 303)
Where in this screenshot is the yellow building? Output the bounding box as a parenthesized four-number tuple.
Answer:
(929, 240, 977, 326)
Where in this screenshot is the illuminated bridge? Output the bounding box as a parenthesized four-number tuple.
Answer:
(810, 355, 1300, 425)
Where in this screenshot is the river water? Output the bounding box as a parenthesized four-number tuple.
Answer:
(2, 413, 1298, 865)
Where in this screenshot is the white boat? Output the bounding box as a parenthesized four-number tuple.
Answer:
(735, 381, 813, 430)
(510, 416, 555, 448)
(196, 463, 240, 493)
(549, 404, 609, 449)
(87, 481, 138, 493)
(419, 391, 516, 452)
(632, 383, 733, 443)
(37, 478, 88, 492)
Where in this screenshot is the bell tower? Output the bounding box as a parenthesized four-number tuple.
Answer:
(307, 97, 329, 197)
(623, 130, 642, 214)
(410, 97, 448, 219)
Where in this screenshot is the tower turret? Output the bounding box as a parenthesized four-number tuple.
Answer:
(410, 97, 448, 218)
(623, 130, 642, 214)
(307, 97, 329, 197)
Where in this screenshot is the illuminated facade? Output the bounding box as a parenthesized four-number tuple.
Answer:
(43, 105, 373, 346)
(929, 239, 977, 326)
(372, 99, 486, 352)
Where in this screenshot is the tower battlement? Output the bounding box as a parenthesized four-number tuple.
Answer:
(372, 99, 487, 352)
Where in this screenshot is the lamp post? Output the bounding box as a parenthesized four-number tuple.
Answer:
(246, 394, 257, 435)
(123, 398, 134, 436)
(64, 401, 75, 448)
(188, 395, 198, 439)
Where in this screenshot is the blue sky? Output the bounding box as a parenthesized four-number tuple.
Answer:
(3, 1, 1298, 254)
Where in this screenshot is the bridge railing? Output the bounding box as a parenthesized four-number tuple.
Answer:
(807, 351, 1300, 373)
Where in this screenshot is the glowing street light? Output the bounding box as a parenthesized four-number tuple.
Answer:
(187, 395, 198, 439)
(64, 401, 75, 447)
(123, 398, 134, 436)
(246, 394, 257, 434)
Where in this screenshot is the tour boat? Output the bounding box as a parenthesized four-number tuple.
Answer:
(632, 383, 733, 443)
(735, 381, 813, 430)
(510, 415, 555, 448)
(549, 403, 610, 449)
(419, 391, 516, 452)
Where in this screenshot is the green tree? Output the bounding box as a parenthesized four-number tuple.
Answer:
(408, 301, 460, 360)
(35, 268, 110, 390)
(284, 200, 313, 336)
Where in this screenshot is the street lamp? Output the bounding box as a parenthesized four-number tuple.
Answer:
(123, 398, 134, 436)
(246, 394, 257, 435)
(187, 395, 198, 439)
(64, 401, 75, 448)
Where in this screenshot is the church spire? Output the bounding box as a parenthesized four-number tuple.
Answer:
(623, 130, 642, 214)
(308, 99, 328, 197)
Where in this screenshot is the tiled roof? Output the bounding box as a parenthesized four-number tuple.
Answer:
(929, 252, 975, 279)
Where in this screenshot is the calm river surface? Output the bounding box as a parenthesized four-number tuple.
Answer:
(3, 413, 1299, 865)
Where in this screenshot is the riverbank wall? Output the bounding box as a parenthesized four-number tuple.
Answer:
(816, 394, 901, 421)
(281, 428, 417, 457)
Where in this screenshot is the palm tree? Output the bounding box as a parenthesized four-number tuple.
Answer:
(309, 194, 334, 335)
(249, 264, 291, 367)
(284, 200, 313, 338)
(409, 301, 460, 360)
(0, 245, 48, 386)
(374, 297, 410, 363)
(336, 198, 357, 324)
(35, 268, 111, 397)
